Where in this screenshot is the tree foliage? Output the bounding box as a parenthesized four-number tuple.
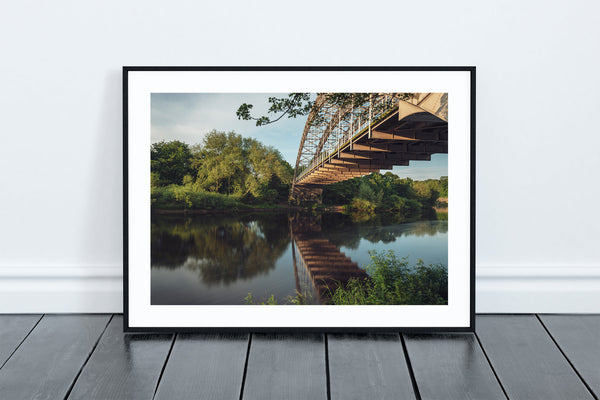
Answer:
(236, 93, 414, 127)
(151, 140, 193, 186)
(236, 93, 313, 126)
(322, 172, 447, 219)
(150, 132, 293, 209)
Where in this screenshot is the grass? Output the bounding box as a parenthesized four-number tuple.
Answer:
(329, 251, 447, 305)
(244, 250, 448, 306)
(152, 186, 243, 210)
(244, 291, 313, 305)
(151, 185, 292, 211)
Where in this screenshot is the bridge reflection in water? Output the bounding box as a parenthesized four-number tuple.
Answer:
(290, 214, 368, 304)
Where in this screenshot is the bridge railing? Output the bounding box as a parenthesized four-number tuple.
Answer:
(295, 94, 400, 183)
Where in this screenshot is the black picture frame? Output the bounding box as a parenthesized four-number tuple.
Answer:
(123, 66, 475, 333)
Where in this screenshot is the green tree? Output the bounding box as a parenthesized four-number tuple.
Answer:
(237, 93, 414, 127)
(236, 93, 314, 126)
(412, 181, 439, 208)
(150, 140, 193, 186)
(191, 131, 293, 202)
(195, 131, 247, 195)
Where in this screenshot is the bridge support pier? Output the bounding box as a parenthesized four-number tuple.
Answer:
(291, 185, 323, 205)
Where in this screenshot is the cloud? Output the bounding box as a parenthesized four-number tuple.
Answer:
(151, 93, 307, 163)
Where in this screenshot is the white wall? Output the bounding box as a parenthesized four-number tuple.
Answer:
(1, 0, 599, 313)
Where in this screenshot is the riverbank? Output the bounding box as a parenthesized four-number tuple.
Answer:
(152, 205, 302, 214)
(152, 204, 448, 217)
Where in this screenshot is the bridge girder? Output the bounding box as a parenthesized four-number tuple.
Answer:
(290, 93, 448, 200)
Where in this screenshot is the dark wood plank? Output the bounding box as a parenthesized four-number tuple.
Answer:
(404, 333, 506, 400)
(66, 315, 173, 400)
(0, 314, 110, 400)
(476, 315, 594, 400)
(154, 333, 249, 400)
(539, 314, 600, 398)
(328, 333, 416, 400)
(0, 314, 41, 367)
(243, 333, 327, 400)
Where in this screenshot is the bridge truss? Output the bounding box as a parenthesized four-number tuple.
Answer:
(290, 93, 449, 202)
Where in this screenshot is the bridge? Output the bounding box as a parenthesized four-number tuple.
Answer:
(290, 93, 449, 202)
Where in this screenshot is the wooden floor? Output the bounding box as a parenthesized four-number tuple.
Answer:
(0, 315, 598, 399)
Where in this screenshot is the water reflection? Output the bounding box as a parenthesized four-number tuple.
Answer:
(290, 213, 369, 304)
(320, 212, 448, 249)
(151, 211, 447, 305)
(152, 213, 290, 285)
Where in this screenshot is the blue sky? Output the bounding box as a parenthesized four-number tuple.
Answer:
(151, 93, 447, 180)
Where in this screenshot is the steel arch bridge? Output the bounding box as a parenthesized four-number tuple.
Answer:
(290, 93, 449, 202)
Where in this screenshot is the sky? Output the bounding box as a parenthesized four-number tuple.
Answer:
(151, 93, 447, 180)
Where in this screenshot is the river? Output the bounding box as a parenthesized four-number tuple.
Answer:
(151, 211, 447, 305)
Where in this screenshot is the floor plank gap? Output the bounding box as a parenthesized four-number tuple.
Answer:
(473, 331, 509, 400)
(152, 333, 177, 400)
(476, 315, 594, 399)
(238, 333, 253, 400)
(243, 333, 327, 400)
(329, 332, 414, 400)
(535, 315, 598, 400)
(0, 314, 43, 371)
(400, 333, 422, 400)
(324, 334, 331, 400)
(63, 314, 114, 400)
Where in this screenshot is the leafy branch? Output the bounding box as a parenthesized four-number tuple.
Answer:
(237, 93, 414, 127)
(236, 93, 314, 126)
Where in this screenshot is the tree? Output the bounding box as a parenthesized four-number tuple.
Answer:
(194, 131, 247, 195)
(237, 93, 413, 127)
(150, 141, 193, 186)
(191, 131, 293, 202)
(412, 181, 439, 207)
(236, 93, 314, 126)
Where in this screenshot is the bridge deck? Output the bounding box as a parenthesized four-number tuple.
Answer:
(293, 100, 448, 200)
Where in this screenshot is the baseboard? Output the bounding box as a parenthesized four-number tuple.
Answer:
(0, 266, 123, 313)
(1, 266, 599, 313)
(476, 266, 600, 313)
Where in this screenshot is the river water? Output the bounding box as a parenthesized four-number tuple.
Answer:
(151, 211, 447, 305)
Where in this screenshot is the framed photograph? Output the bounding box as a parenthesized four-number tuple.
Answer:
(123, 67, 475, 332)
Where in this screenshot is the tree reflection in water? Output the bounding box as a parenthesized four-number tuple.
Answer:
(320, 212, 448, 250)
(151, 211, 448, 304)
(152, 213, 290, 285)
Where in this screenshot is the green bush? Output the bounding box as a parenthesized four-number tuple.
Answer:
(378, 195, 422, 218)
(240, 191, 257, 204)
(436, 211, 448, 220)
(330, 250, 448, 305)
(151, 185, 242, 210)
(350, 198, 377, 212)
(404, 198, 423, 217)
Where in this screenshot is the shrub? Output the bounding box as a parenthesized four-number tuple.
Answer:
(436, 211, 448, 220)
(330, 250, 448, 305)
(350, 198, 377, 213)
(240, 191, 257, 205)
(151, 185, 242, 210)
